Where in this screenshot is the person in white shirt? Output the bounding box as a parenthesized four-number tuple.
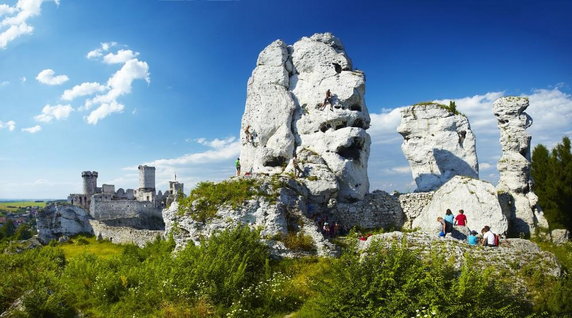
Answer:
(481, 226, 497, 247)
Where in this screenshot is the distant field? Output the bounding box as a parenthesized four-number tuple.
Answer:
(0, 201, 47, 213)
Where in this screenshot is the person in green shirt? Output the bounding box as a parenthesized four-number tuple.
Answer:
(235, 158, 241, 176)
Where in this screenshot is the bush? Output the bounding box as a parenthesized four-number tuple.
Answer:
(298, 242, 531, 318)
(178, 178, 264, 222)
(281, 232, 316, 252)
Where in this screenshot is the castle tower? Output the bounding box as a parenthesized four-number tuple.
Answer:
(169, 181, 184, 195)
(82, 171, 98, 195)
(138, 165, 156, 190)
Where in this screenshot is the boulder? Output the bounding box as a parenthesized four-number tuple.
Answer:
(397, 103, 478, 192)
(36, 204, 93, 243)
(551, 229, 570, 245)
(240, 33, 371, 202)
(412, 176, 508, 235)
(493, 96, 548, 236)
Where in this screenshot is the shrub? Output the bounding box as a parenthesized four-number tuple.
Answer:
(178, 178, 264, 222)
(281, 232, 316, 252)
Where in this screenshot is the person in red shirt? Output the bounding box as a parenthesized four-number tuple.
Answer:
(455, 209, 467, 226)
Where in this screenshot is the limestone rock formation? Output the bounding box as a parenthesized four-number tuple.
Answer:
(36, 204, 93, 243)
(240, 33, 371, 202)
(493, 96, 548, 236)
(411, 176, 508, 235)
(163, 176, 337, 257)
(397, 103, 479, 192)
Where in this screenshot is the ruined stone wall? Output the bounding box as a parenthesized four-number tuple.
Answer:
(398, 192, 434, 228)
(332, 190, 404, 230)
(90, 198, 161, 221)
(89, 220, 164, 247)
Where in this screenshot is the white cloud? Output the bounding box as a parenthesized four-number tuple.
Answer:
(36, 69, 69, 85)
(369, 107, 405, 144)
(195, 136, 237, 149)
(0, 0, 59, 49)
(85, 101, 124, 125)
(86, 41, 117, 59)
(479, 162, 493, 170)
(0, 80, 8, 86)
(22, 125, 41, 133)
(0, 120, 16, 131)
(61, 82, 106, 101)
(136, 137, 241, 168)
(20, 76, 26, 83)
(34, 104, 73, 122)
(103, 49, 139, 64)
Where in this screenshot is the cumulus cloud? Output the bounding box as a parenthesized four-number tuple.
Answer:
(34, 104, 73, 122)
(145, 140, 240, 167)
(195, 136, 237, 149)
(0, 0, 59, 49)
(22, 125, 41, 133)
(0, 120, 16, 131)
(61, 82, 106, 101)
(85, 101, 124, 125)
(76, 43, 150, 124)
(86, 41, 117, 59)
(103, 49, 139, 64)
(36, 69, 69, 85)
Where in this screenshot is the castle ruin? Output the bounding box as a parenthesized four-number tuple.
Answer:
(68, 165, 183, 230)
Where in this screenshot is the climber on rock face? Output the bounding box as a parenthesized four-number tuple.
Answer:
(323, 89, 333, 111)
(244, 125, 254, 144)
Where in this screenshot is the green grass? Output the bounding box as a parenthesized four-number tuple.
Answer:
(0, 201, 46, 213)
(177, 178, 266, 222)
(58, 235, 125, 259)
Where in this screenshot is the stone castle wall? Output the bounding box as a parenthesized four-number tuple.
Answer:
(90, 198, 162, 221)
(89, 220, 164, 247)
(398, 192, 434, 228)
(332, 190, 405, 230)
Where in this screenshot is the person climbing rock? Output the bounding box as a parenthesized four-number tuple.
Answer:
(292, 154, 304, 178)
(244, 125, 254, 144)
(235, 157, 241, 176)
(323, 89, 333, 111)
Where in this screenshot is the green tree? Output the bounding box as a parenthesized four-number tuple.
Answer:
(0, 219, 16, 239)
(532, 136, 572, 231)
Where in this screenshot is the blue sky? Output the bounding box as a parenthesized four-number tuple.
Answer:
(1, 0, 571, 199)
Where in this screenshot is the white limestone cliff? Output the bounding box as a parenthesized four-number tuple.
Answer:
(36, 204, 93, 243)
(397, 103, 479, 192)
(240, 33, 371, 202)
(411, 176, 508, 235)
(493, 96, 548, 236)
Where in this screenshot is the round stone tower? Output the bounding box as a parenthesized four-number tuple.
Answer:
(82, 171, 98, 195)
(138, 165, 156, 190)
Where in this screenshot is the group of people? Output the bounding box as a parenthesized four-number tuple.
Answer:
(437, 209, 500, 247)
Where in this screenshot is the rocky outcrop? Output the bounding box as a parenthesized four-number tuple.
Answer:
(163, 176, 337, 257)
(36, 204, 93, 243)
(411, 176, 508, 235)
(493, 96, 548, 236)
(550, 229, 570, 245)
(358, 231, 561, 277)
(397, 103, 478, 192)
(240, 33, 371, 202)
(332, 190, 404, 231)
(398, 192, 434, 228)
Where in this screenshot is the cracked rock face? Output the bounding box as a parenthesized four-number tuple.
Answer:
(493, 96, 548, 235)
(240, 33, 370, 202)
(397, 104, 479, 192)
(412, 176, 508, 235)
(36, 204, 93, 243)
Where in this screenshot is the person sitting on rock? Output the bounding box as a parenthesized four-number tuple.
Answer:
(437, 217, 446, 237)
(444, 209, 454, 234)
(455, 209, 467, 227)
(467, 230, 478, 246)
(481, 226, 498, 247)
(318, 89, 333, 111)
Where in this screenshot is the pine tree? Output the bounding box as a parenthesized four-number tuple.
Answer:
(532, 136, 572, 231)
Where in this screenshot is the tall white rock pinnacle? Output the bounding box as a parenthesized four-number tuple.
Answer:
(397, 103, 479, 192)
(493, 96, 548, 236)
(240, 33, 371, 202)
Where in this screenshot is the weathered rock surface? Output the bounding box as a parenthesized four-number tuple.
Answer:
(493, 96, 548, 236)
(398, 192, 434, 228)
(358, 231, 561, 277)
(163, 176, 338, 257)
(412, 176, 508, 235)
(36, 204, 93, 243)
(332, 190, 404, 231)
(240, 33, 371, 202)
(397, 104, 479, 192)
(551, 229, 570, 245)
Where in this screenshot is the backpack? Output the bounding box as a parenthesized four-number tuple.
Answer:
(493, 233, 500, 246)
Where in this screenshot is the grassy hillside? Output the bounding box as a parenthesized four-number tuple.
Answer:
(0, 201, 46, 213)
